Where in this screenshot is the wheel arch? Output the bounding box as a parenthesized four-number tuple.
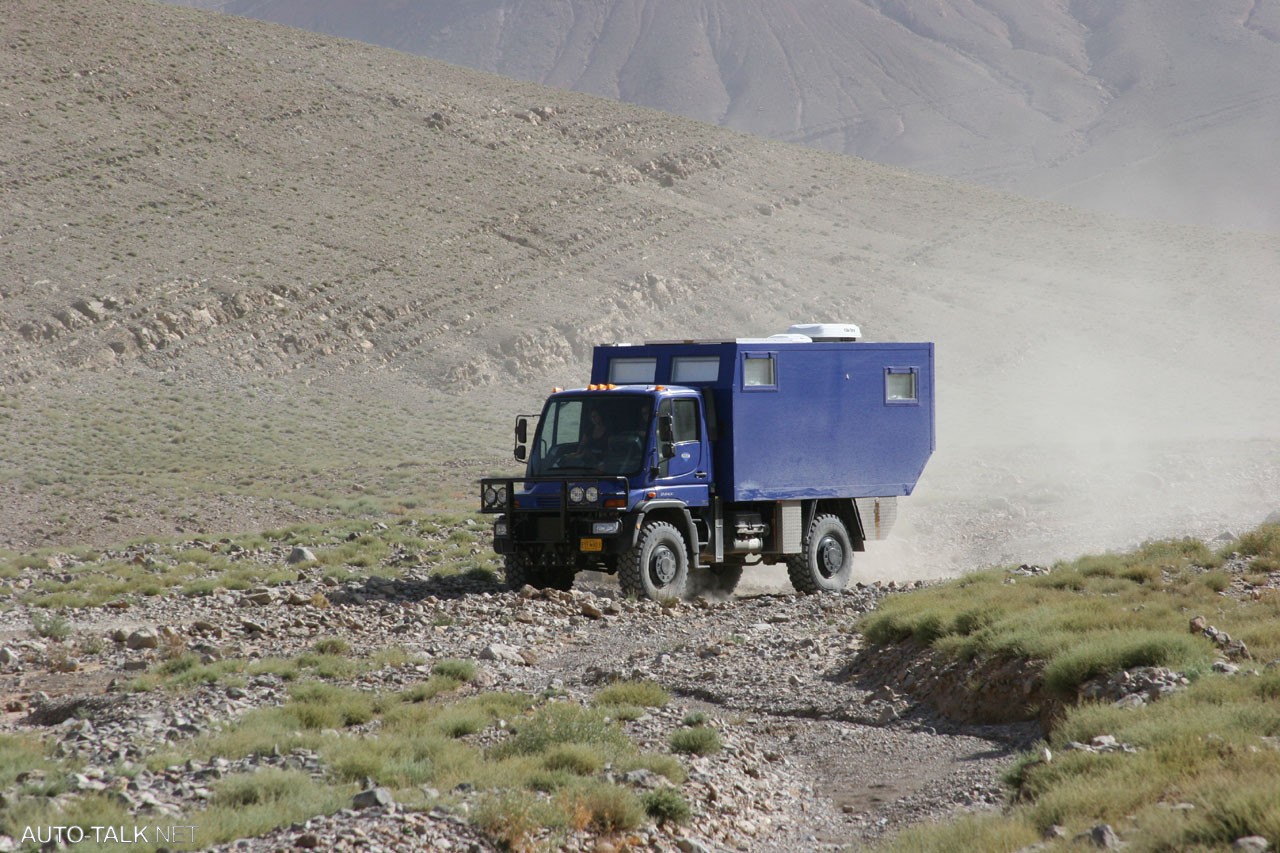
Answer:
(811, 498, 866, 552)
(627, 502, 699, 566)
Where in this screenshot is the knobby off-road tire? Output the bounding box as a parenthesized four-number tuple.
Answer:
(620, 521, 689, 601)
(503, 550, 533, 591)
(786, 514, 854, 594)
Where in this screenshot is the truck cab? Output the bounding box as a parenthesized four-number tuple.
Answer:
(480, 384, 711, 595)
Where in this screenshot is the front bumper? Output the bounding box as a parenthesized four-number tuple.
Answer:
(481, 476, 631, 556)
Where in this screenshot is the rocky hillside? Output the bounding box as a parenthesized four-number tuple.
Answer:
(2, 0, 1278, 568)
(168, 0, 1280, 232)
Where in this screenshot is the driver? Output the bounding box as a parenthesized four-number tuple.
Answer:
(581, 408, 609, 457)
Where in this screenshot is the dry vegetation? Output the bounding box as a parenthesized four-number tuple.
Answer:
(873, 523, 1280, 852)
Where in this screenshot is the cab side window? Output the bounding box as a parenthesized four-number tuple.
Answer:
(672, 399, 700, 443)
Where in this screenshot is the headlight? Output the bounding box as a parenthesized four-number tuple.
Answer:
(585, 486, 599, 503)
(592, 520, 621, 535)
(569, 486, 585, 503)
(482, 484, 507, 509)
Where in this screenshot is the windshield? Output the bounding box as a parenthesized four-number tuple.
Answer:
(528, 395, 653, 477)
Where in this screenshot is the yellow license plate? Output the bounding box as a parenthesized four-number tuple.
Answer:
(579, 538, 603, 552)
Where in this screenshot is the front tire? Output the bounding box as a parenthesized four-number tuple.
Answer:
(620, 521, 689, 601)
(504, 550, 532, 590)
(786, 514, 854, 593)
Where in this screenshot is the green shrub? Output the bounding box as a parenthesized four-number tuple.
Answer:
(491, 703, 629, 760)
(593, 679, 669, 708)
(1201, 571, 1232, 592)
(295, 651, 360, 679)
(473, 791, 559, 850)
(212, 767, 310, 808)
(669, 726, 722, 756)
(1041, 630, 1210, 699)
(1231, 523, 1280, 571)
(401, 674, 465, 703)
(312, 637, 350, 655)
(641, 787, 691, 824)
(432, 658, 477, 682)
(618, 752, 687, 784)
(286, 682, 376, 729)
(681, 711, 709, 727)
(29, 610, 71, 640)
(541, 743, 606, 776)
(200, 769, 347, 843)
(430, 706, 490, 739)
(559, 783, 644, 833)
(599, 703, 646, 721)
(0, 734, 54, 789)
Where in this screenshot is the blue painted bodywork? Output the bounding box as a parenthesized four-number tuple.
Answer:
(588, 339, 935, 502)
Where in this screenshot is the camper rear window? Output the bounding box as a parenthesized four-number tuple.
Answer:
(609, 358, 657, 384)
(885, 367, 918, 403)
(742, 353, 776, 390)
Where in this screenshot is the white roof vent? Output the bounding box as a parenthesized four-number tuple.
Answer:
(787, 323, 861, 342)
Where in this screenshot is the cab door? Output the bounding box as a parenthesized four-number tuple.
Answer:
(655, 397, 710, 506)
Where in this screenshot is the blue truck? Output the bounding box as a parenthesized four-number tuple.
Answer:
(480, 325, 934, 599)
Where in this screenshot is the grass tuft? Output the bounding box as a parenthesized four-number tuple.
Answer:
(592, 679, 670, 709)
(668, 725, 722, 756)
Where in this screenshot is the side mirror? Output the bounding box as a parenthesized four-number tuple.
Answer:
(514, 416, 530, 462)
(657, 413, 674, 443)
(657, 413, 676, 459)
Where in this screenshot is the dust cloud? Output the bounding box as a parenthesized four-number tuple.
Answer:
(875, 281, 1280, 582)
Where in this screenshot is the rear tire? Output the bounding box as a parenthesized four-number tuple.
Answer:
(786, 514, 854, 593)
(620, 521, 689, 601)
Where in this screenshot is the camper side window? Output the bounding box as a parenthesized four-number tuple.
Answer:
(742, 353, 776, 390)
(671, 356, 721, 383)
(609, 358, 657, 384)
(885, 367, 918, 403)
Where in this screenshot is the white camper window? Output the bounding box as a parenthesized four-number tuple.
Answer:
(885, 367, 918, 403)
(742, 353, 776, 389)
(609, 358, 657, 384)
(671, 356, 720, 383)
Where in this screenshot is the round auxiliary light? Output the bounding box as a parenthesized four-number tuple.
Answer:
(569, 486, 585, 503)
(585, 486, 599, 503)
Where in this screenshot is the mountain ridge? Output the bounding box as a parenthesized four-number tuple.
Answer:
(167, 0, 1280, 232)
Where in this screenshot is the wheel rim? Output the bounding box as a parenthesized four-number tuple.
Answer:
(649, 544, 679, 586)
(817, 535, 844, 579)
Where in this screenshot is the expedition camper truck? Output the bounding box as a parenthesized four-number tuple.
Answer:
(479, 325, 934, 600)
